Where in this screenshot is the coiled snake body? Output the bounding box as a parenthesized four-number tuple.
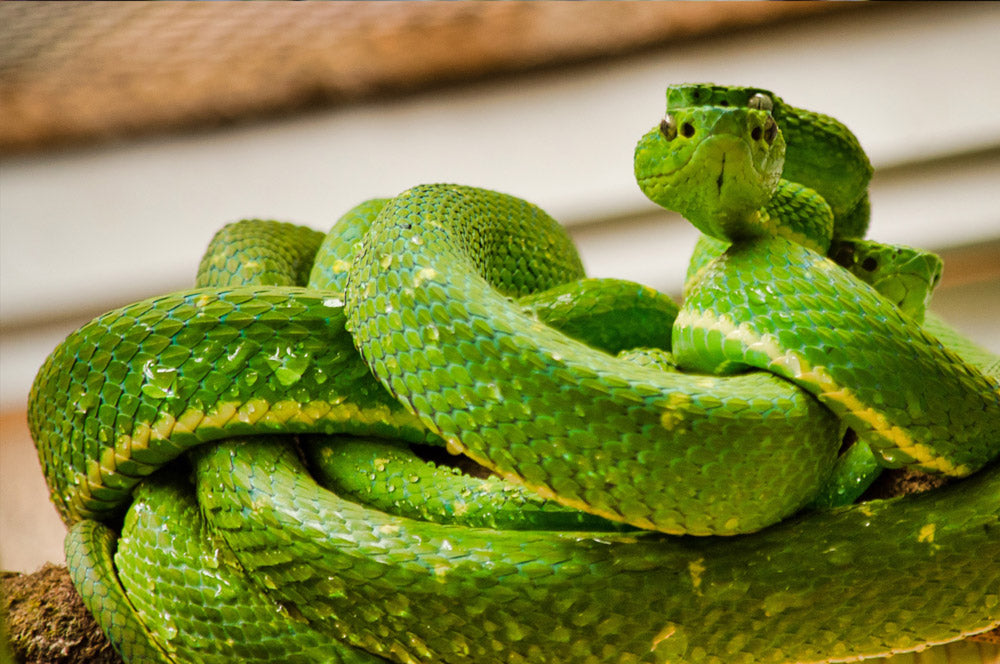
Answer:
(28, 84, 1000, 663)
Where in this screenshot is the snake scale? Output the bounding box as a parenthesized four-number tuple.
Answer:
(28, 84, 1000, 663)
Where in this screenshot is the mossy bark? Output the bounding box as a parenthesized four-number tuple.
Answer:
(1, 564, 122, 664)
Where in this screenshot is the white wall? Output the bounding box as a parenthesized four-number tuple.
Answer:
(1, 3, 998, 571)
(4, 6, 1000, 410)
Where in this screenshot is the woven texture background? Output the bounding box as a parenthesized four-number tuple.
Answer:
(0, 2, 837, 154)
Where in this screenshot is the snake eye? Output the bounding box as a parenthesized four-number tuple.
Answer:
(762, 117, 778, 144)
(748, 93, 774, 112)
(659, 115, 678, 141)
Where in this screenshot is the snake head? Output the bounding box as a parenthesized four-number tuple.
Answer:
(830, 239, 944, 322)
(635, 89, 786, 241)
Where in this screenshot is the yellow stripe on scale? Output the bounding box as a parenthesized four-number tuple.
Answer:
(80, 398, 426, 513)
(684, 307, 964, 476)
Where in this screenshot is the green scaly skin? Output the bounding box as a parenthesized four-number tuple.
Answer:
(645, 85, 995, 505)
(303, 436, 634, 532)
(27, 84, 1000, 663)
(664, 83, 873, 237)
(673, 84, 865, 296)
(828, 238, 943, 323)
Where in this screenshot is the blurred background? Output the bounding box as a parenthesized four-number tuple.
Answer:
(1, 3, 998, 573)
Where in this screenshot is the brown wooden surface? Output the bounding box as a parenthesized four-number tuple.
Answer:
(0, 2, 840, 154)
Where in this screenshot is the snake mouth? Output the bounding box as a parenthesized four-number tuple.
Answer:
(637, 133, 756, 193)
(701, 133, 754, 179)
(635, 128, 776, 242)
(639, 135, 755, 209)
(635, 141, 698, 188)
(698, 135, 766, 215)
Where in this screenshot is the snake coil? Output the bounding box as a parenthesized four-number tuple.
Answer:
(28, 84, 1000, 663)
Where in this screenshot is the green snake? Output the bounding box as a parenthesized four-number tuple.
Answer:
(28, 83, 1000, 663)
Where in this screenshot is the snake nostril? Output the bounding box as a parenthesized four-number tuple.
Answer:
(681, 122, 695, 138)
(751, 126, 762, 141)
